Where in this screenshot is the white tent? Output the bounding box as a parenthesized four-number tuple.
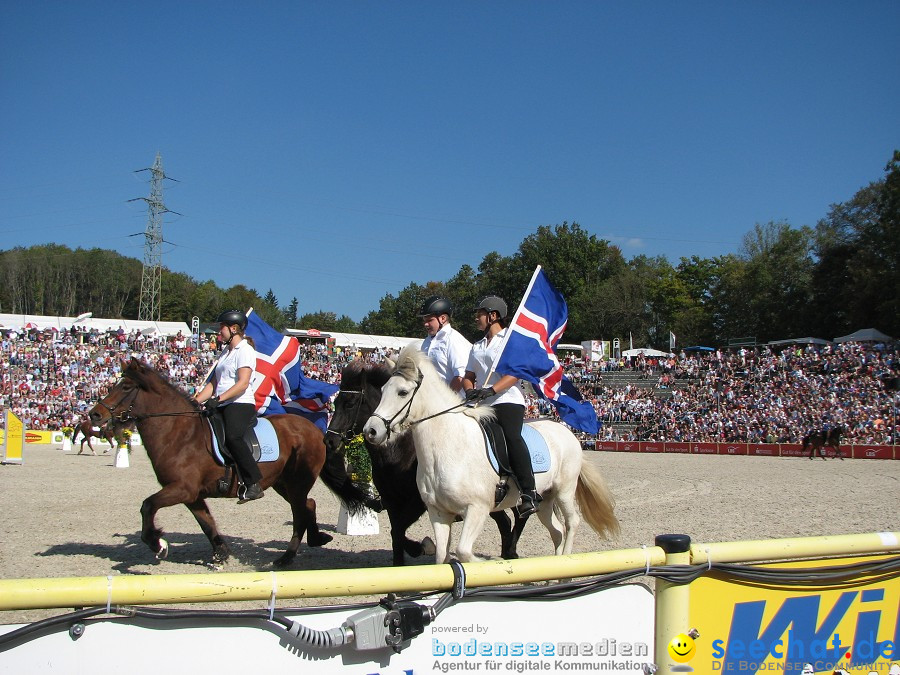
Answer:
(622, 347, 673, 357)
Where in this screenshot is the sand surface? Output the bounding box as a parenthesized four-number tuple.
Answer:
(1, 444, 897, 624)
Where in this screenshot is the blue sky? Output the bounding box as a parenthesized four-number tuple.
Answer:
(1, 2, 897, 321)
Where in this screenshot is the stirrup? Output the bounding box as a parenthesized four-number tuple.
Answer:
(516, 491, 542, 518)
(494, 479, 509, 506)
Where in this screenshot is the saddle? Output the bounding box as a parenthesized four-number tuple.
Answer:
(207, 411, 279, 495)
(478, 420, 552, 507)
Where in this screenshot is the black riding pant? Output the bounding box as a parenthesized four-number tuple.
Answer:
(493, 403, 535, 493)
(222, 402, 262, 486)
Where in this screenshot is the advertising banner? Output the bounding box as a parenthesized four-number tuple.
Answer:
(664, 442, 691, 454)
(780, 443, 805, 458)
(719, 443, 748, 456)
(852, 444, 895, 460)
(595, 441, 619, 452)
(2, 410, 24, 464)
(748, 443, 777, 457)
(0, 584, 655, 674)
(691, 443, 718, 455)
(639, 442, 664, 453)
(687, 553, 900, 674)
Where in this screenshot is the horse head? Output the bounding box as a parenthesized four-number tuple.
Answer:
(89, 357, 197, 425)
(324, 360, 387, 452)
(363, 345, 466, 445)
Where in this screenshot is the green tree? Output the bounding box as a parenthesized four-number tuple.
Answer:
(284, 297, 299, 327)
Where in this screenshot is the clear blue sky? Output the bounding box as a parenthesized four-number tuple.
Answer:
(2, 2, 897, 322)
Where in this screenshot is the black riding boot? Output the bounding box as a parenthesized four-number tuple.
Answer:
(494, 403, 542, 517)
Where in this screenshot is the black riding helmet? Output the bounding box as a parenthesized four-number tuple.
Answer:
(217, 309, 248, 330)
(474, 295, 507, 319)
(417, 296, 453, 318)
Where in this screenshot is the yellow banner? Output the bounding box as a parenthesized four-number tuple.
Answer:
(3, 410, 24, 463)
(686, 554, 900, 673)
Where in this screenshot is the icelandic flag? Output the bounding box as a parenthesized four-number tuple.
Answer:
(495, 266, 600, 434)
(245, 310, 338, 432)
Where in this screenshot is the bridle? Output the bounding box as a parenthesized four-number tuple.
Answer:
(94, 382, 141, 424)
(94, 371, 204, 423)
(368, 367, 469, 442)
(324, 387, 367, 444)
(367, 368, 425, 443)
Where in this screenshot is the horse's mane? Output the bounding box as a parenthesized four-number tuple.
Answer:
(124, 358, 202, 411)
(392, 345, 494, 423)
(342, 359, 391, 390)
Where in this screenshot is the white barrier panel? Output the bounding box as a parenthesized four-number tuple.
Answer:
(0, 584, 653, 674)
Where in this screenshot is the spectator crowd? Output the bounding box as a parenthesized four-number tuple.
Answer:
(1, 324, 897, 447)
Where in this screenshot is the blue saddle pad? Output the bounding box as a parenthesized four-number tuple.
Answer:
(211, 416, 280, 465)
(484, 422, 551, 476)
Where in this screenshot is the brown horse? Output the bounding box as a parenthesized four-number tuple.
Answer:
(71, 418, 116, 455)
(802, 425, 846, 460)
(88, 357, 369, 567)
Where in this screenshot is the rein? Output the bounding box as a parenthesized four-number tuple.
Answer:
(371, 367, 469, 441)
(96, 371, 206, 424)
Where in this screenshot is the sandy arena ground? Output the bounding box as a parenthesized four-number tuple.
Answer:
(1, 443, 898, 625)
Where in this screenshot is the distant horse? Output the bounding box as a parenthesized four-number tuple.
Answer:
(71, 418, 116, 455)
(323, 360, 529, 565)
(89, 357, 369, 567)
(802, 425, 846, 460)
(363, 346, 619, 564)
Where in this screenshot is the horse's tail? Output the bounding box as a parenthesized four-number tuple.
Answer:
(575, 460, 620, 539)
(318, 441, 379, 515)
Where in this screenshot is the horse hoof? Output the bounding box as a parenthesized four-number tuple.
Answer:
(421, 537, 436, 556)
(309, 532, 333, 547)
(156, 538, 169, 560)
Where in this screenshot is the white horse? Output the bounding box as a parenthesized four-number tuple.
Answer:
(362, 345, 619, 563)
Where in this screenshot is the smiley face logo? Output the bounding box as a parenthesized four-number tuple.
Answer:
(667, 633, 696, 663)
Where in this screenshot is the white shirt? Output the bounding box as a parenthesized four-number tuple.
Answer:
(421, 323, 472, 391)
(466, 328, 526, 406)
(213, 339, 257, 405)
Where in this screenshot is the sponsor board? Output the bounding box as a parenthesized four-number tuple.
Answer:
(852, 444, 895, 460)
(639, 442, 664, 453)
(664, 442, 691, 454)
(688, 554, 900, 674)
(691, 442, 718, 455)
(748, 443, 777, 457)
(595, 440, 619, 452)
(780, 443, 806, 458)
(0, 584, 654, 674)
(719, 443, 748, 456)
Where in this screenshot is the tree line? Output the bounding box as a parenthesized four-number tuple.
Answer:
(2, 151, 897, 348)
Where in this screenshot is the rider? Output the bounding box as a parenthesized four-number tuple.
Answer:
(462, 295, 541, 517)
(418, 295, 471, 395)
(195, 309, 264, 503)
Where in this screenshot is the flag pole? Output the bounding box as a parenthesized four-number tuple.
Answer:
(482, 265, 543, 388)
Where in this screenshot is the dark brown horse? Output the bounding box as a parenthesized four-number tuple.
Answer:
(71, 418, 116, 455)
(802, 425, 846, 460)
(323, 360, 528, 565)
(88, 357, 368, 567)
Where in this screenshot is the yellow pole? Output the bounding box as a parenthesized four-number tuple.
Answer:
(0, 546, 666, 611)
(653, 534, 692, 675)
(690, 530, 900, 565)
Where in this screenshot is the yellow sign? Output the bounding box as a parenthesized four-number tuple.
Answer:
(3, 410, 24, 464)
(689, 554, 900, 673)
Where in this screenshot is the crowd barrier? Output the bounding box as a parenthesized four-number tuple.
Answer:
(591, 439, 899, 460)
(1, 531, 898, 674)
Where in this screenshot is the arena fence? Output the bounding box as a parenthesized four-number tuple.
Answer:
(592, 440, 899, 459)
(1, 531, 898, 674)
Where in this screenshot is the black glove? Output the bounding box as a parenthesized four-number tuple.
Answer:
(203, 396, 220, 416)
(465, 387, 495, 403)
